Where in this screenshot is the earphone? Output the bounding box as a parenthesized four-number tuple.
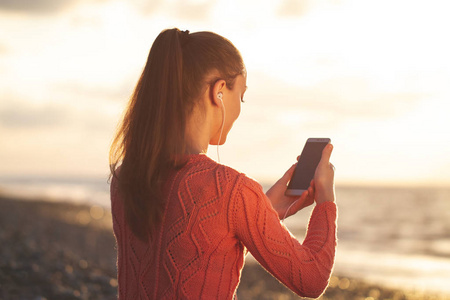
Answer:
(216, 92, 225, 162)
(283, 200, 298, 221)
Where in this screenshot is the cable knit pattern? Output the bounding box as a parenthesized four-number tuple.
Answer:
(110, 154, 337, 299)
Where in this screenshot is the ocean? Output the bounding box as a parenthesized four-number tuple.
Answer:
(1, 176, 449, 295)
(284, 185, 450, 295)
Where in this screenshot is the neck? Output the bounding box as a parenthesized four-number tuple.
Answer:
(185, 144, 208, 155)
(185, 105, 211, 155)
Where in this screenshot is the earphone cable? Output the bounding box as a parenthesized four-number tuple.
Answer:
(217, 100, 225, 163)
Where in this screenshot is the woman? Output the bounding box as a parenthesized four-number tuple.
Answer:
(110, 28, 337, 299)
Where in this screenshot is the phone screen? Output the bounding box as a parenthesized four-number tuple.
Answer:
(286, 139, 329, 196)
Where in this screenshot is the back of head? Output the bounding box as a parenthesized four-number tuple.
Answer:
(110, 28, 245, 240)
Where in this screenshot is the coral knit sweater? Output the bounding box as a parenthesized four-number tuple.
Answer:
(110, 154, 337, 299)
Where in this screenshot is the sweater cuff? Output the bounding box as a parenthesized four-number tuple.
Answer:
(304, 201, 337, 253)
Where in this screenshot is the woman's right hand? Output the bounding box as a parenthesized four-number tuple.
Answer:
(313, 144, 336, 204)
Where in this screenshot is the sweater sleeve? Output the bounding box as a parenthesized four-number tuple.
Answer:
(230, 175, 337, 299)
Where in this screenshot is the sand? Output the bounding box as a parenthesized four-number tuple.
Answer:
(1, 194, 448, 300)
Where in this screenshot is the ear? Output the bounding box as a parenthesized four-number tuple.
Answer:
(210, 79, 227, 107)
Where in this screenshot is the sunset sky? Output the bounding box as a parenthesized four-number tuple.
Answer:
(1, 0, 449, 186)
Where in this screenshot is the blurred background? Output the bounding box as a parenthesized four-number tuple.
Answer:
(1, 0, 450, 299)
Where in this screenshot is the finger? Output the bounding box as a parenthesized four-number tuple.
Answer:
(280, 163, 297, 184)
(308, 185, 314, 196)
(319, 144, 333, 166)
(308, 184, 315, 200)
(330, 163, 336, 171)
(307, 181, 316, 204)
(305, 189, 315, 207)
(291, 190, 309, 211)
(310, 179, 315, 190)
(299, 188, 314, 210)
(297, 155, 300, 161)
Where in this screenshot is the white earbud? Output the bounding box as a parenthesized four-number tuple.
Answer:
(217, 92, 223, 101)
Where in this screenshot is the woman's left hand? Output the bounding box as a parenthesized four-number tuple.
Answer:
(266, 163, 315, 220)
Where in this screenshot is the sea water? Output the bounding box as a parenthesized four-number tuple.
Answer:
(283, 185, 450, 294)
(1, 176, 450, 294)
(0, 175, 111, 207)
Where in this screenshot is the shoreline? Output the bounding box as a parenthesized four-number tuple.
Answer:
(1, 194, 449, 300)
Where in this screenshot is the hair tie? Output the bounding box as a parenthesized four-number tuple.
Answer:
(180, 30, 190, 46)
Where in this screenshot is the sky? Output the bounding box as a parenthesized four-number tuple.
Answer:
(1, 0, 450, 186)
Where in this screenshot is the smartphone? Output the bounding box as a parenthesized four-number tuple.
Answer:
(285, 138, 331, 196)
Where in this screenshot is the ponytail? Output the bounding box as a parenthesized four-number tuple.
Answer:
(110, 28, 244, 240)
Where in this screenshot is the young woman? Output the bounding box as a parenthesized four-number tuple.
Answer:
(109, 28, 337, 299)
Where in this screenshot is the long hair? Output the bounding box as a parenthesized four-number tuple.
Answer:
(109, 28, 245, 240)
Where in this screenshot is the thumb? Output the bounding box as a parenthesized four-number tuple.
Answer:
(319, 144, 333, 166)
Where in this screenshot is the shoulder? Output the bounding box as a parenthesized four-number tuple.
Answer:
(212, 159, 264, 194)
(185, 154, 240, 183)
(186, 154, 264, 194)
(220, 166, 267, 208)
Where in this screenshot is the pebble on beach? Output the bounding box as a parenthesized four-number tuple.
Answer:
(1, 194, 449, 300)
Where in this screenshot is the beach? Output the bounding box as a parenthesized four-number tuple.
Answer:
(0, 195, 117, 299)
(1, 193, 449, 300)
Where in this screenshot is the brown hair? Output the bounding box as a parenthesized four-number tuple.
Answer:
(109, 28, 244, 240)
